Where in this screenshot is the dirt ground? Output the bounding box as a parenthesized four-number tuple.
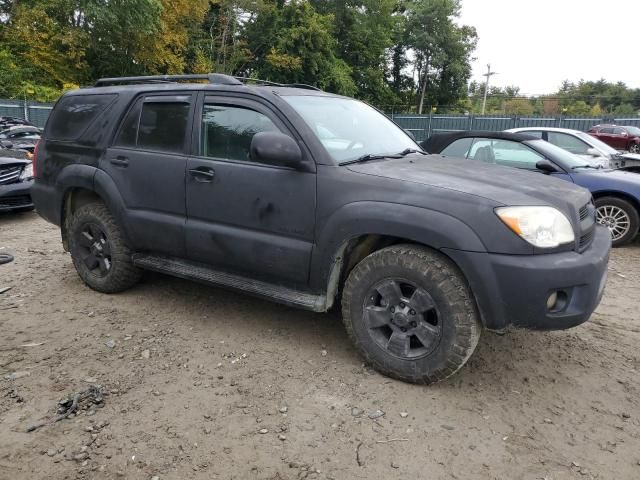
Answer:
(0, 211, 639, 480)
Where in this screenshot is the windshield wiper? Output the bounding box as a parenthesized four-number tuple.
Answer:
(396, 148, 427, 157)
(571, 164, 601, 170)
(340, 153, 400, 166)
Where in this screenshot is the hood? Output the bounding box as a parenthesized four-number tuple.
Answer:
(572, 168, 640, 192)
(347, 154, 592, 213)
(615, 152, 640, 162)
(0, 150, 29, 167)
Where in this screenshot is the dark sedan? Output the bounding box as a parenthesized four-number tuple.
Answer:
(422, 131, 640, 247)
(0, 149, 34, 213)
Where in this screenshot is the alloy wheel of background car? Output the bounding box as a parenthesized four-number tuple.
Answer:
(596, 205, 631, 242)
(363, 278, 442, 359)
(630, 144, 640, 154)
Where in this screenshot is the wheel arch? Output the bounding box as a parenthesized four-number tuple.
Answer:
(591, 190, 640, 215)
(58, 167, 131, 251)
(314, 202, 487, 312)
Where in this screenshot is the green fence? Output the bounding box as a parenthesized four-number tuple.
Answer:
(0, 99, 54, 128)
(2, 98, 640, 141)
(389, 113, 640, 142)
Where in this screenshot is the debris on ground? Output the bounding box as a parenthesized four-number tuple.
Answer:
(26, 385, 107, 433)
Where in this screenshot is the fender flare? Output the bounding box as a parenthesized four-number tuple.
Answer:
(310, 201, 487, 291)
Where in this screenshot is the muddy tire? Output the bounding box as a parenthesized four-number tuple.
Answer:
(68, 203, 141, 293)
(341, 244, 481, 384)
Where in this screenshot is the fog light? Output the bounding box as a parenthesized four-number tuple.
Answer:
(546, 291, 559, 311)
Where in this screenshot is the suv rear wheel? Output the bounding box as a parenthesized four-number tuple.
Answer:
(68, 203, 142, 293)
(595, 196, 639, 247)
(341, 245, 481, 384)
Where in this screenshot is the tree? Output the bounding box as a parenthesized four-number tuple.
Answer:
(404, 0, 476, 113)
(245, 1, 356, 95)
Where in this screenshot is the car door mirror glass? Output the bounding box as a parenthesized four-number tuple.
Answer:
(250, 131, 303, 169)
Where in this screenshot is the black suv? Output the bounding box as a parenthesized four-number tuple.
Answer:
(32, 74, 610, 384)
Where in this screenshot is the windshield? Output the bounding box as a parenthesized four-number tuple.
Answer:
(528, 139, 598, 169)
(575, 131, 618, 155)
(284, 96, 418, 164)
(625, 126, 640, 136)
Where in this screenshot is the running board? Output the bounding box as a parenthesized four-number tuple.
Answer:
(132, 254, 327, 312)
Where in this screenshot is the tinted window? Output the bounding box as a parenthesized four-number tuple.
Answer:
(201, 105, 278, 162)
(48, 94, 117, 140)
(547, 132, 590, 154)
(137, 100, 190, 153)
(613, 127, 625, 135)
(600, 128, 614, 134)
(469, 138, 544, 169)
(114, 98, 142, 147)
(440, 138, 473, 158)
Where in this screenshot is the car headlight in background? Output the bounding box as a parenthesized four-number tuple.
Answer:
(496, 206, 575, 248)
(19, 163, 34, 181)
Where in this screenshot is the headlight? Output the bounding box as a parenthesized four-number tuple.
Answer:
(19, 163, 33, 181)
(496, 206, 575, 248)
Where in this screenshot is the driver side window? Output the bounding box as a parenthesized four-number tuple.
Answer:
(547, 132, 590, 155)
(201, 104, 279, 162)
(469, 138, 544, 170)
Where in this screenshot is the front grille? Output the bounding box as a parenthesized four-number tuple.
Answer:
(579, 227, 595, 250)
(0, 165, 22, 185)
(0, 195, 32, 209)
(577, 201, 596, 252)
(579, 204, 590, 221)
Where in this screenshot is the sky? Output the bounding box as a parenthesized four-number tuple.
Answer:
(458, 0, 640, 95)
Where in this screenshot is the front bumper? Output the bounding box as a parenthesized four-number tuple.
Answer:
(444, 225, 611, 331)
(0, 180, 34, 212)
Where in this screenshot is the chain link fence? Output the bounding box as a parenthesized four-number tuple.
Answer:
(0, 99, 54, 128)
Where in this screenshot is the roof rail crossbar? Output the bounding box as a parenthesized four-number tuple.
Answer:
(234, 77, 322, 91)
(95, 73, 243, 87)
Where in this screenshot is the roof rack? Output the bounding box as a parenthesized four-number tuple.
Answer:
(94, 73, 322, 91)
(95, 73, 243, 87)
(234, 77, 321, 91)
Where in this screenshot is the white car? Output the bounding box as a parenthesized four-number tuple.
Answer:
(506, 127, 640, 171)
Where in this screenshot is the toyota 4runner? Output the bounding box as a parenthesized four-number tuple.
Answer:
(31, 74, 611, 384)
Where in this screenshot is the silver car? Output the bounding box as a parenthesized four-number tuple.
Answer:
(507, 127, 640, 171)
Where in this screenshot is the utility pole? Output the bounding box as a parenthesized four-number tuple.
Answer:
(481, 64, 498, 115)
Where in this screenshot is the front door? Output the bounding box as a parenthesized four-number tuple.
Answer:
(101, 94, 195, 256)
(185, 95, 316, 287)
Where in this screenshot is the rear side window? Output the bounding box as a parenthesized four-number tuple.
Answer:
(48, 94, 117, 140)
(113, 96, 191, 153)
(138, 100, 190, 153)
(114, 98, 142, 147)
(440, 137, 473, 158)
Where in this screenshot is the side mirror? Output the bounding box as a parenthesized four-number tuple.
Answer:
(586, 147, 601, 157)
(404, 129, 416, 140)
(250, 131, 304, 169)
(536, 159, 560, 174)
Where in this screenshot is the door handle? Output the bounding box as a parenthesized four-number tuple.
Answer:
(189, 168, 215, 182)
(110, 156, 129, 167)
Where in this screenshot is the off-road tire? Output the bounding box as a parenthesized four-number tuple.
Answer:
(595, 196, 639, 247)
(341, 244, 481, 384)
(68, 203, 141, 293)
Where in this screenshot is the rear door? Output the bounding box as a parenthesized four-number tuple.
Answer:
(184, 94, 316, 286)
(101, 94, 195, 256)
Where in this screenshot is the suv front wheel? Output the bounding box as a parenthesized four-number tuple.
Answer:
(341, 245, 481, 384)
(68, 203, 142, 293)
